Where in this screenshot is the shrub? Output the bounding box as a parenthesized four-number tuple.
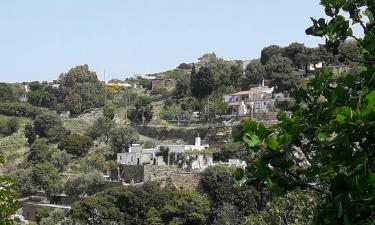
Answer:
(0, 102, 46, 118)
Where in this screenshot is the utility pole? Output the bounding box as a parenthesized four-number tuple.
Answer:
(104, 69, 107, 106)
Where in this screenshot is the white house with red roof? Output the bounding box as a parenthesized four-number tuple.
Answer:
(223, 80, 275, 116)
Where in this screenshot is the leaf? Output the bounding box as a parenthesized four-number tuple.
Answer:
(332, 86, 349, 104)
(242, 120, 257, 132)
(266, 178, 286, 196)
(361, 90, 375, 120)
(336, 106, 355, 124)
(338, 201, 343, 218)
(266, 136, 281, 151)
(243, 133, 261, 147)
(233, 168, 245, 181)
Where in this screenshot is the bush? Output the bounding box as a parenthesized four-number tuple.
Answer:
(0, 117, 19, 136)
(58, 134, 93, 157)
(0, 102, 46, 118)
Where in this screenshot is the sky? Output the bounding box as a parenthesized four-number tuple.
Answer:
(0, 0, 328, 83)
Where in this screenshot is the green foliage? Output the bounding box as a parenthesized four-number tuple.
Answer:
(32, 162, 62, 198)
(128, 96, 153, 124)
(0, 155, 17, 225)
(261, 45, 283, 65)
(58, 64, 105, 115)
(213, 141, 247, 162)
(200, 166, 265, 223)
(58, 134, 93, 157)
(33, 112, 67, 141)
(269, 72, 306, 92)
(245, 59, 266, 87)
(0, 117, 19, 136)
(36, 207, 51, 224)
(11, 168, 37, 196)
(24, 123, 36, 145)
(172, 76, 191, 100)
(70, 182, 209, 225)
(87, 116, 116, 143)
(265, 55, 293, 77)
(160, 190, 210, 225)
(238, 2, 375, 223)
(50, 150, 72, 172)
(0, 83, 19, 103)
(103, 103, 116, 120)
(245, 190, 320, 225)
(63, 169, 105, 197)
(191, 66, 214, 99)
(28, 138, 56, 164)
(146, 207, 164, 225)
(143, 140, 156, 148)
(109, 126, 139, 155)
(38, 208, 71, 225)
(0, 102, 46, 118)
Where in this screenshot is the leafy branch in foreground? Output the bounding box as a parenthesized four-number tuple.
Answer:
(0, 155, 17, 225)
(237, 1, 375, 224)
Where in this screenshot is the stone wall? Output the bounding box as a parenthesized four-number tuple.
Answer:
(170, 173, 201, 190)
(144, 165, 178, 182)
(134, 125, 211, 143)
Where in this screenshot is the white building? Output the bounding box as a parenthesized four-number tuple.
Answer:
(223, 81, 275, 116)
(117, 136, 213, 171)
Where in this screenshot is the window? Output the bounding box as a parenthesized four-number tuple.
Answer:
(137, 158, 140, 165)
(119, 156, 122, 161)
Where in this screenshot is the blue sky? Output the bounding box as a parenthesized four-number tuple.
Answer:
(0, 0, 327, 82)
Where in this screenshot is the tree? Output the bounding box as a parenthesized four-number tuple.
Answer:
(64, 94, 83, 116)
(0, 83, 18, 102)
(283, 42, 307, 67)
(245, 190, 320, 225)
(229, 62, 243, 87)
(110, 127, 139, 154)
(238, 2, 375, 223)
(0, 155, 17, 225)
(213, 141, 247, 162)
(260, 45, 282, 65)
(50, 150, 72, 172)
(265, 55, 293, 77)
(33, 112, 66, 141)
(191, 66, 214, 99)
(58, 134, 93, 157)
(128, 96, 153, 124)
(32, 162, 62, 198)
(87, 117, 116, 143)
(28, 138, 55, 163)
(24, 123, 36, 145)
(211, 202, 243, 225)
(145, 207, 163, 225)
(0, 117, 19, 136)
(269, 73, 305, 93)
(160, 190, 210, 225)
(11, 168, 37, 196)
(103, 103, 116, 121)
(58, 64, 105, 115)
(245, 59, 266, 86)
(177, 63, 193, 70)
(172, 76, 191, 100)
(338, 39, 362, 65)
(64, 170, 105, 197)
(200, 166, 264, 222)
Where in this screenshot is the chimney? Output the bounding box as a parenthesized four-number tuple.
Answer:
(195, 135, 201, 147)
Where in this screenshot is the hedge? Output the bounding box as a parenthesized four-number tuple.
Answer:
(0, 102, 47, 118)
